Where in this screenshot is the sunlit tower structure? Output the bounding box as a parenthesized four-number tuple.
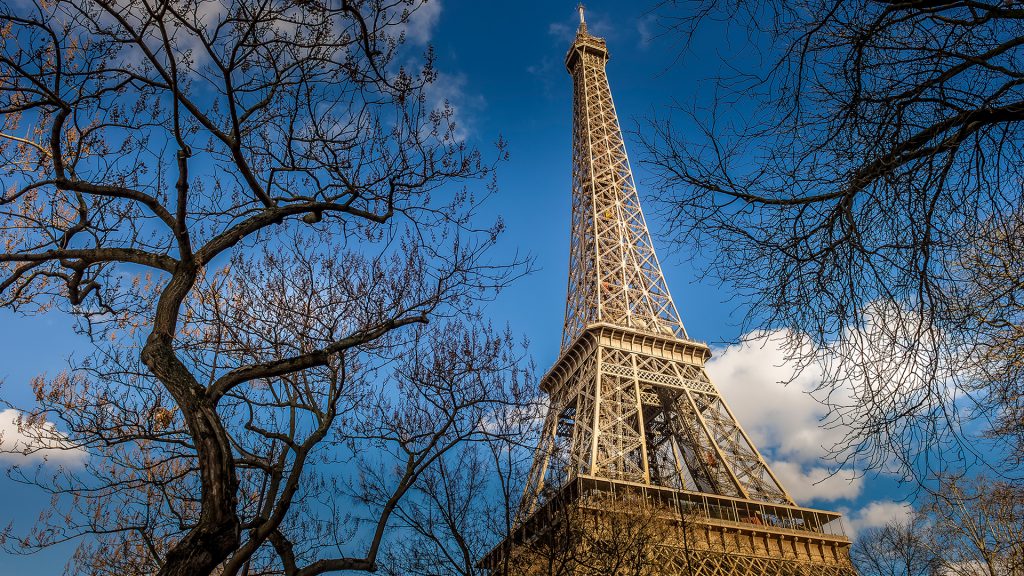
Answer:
(482, 6, 856, 575)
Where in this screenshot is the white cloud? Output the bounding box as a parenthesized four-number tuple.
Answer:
(548, 22, 575, 43)
(0, 409, 87, 467)
(636, 14, 657, 48)
(424, 71, 484, 141)
(403, 0, 442, 45)
(698, 301, 961, 532)
(190, 0, 231, 32)
(705, 330, 863, 504)
(841, 500, 913, 539)
(707, 331, 835, 462)
(770, 460, 863, 503)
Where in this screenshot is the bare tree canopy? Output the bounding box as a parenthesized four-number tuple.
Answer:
(377, 400, 539, 576)
(853, 475, 1024, 576)
(923, 475, 1024, 576)
(0, 0, 532, 574)
(497, 492, 676, 576)
(851, 515, 938, 576)
(643, 0, 1024, 479)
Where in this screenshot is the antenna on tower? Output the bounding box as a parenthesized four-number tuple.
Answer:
(576, 3, 588, 34)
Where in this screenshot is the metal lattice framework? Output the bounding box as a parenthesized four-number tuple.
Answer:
(518, 326, 794, 518)
(562, 13, 684, 352)
(482, 7, 856, 576)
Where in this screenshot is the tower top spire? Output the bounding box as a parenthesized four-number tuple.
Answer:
(577, 3, 587, 34)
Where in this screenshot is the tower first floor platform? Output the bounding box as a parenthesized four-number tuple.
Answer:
(481, 477, 856, 576)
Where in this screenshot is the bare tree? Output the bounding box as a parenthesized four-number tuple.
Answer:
(851, 476, 1024, 576)
(377, 433, 681, 576)
(373, 371, 541, 576)
(376, 434, 526, 576)
(0, 1, 529, 575)
(852, 514, 938, 576)
(498, 492, 677, 576)
(642, 0, 1024, 478)
(952, 210, 1024, 466)
(923, 475, 1024, 576)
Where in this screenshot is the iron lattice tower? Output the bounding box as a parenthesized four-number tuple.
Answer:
(482, 7, 856, 576)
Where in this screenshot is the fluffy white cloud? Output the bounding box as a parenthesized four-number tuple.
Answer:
(548, 22, 575, 42)
(403, 0, 442, 45)
(841, 500, 913, 539)
(707, 331, 833, 461)
(0, 409, 87, 467)
(705, 330, 862, 504)
(636, 14, 658, 47)
(423, 71, 485, 141)
(770, 460, 863, 503)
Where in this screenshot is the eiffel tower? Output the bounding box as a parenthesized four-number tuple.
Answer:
(481, 6, 856, 575)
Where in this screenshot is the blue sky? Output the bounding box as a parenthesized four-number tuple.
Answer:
(0, 1, 916, 572)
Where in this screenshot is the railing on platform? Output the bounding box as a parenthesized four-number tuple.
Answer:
(563, 475, 849, 538)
